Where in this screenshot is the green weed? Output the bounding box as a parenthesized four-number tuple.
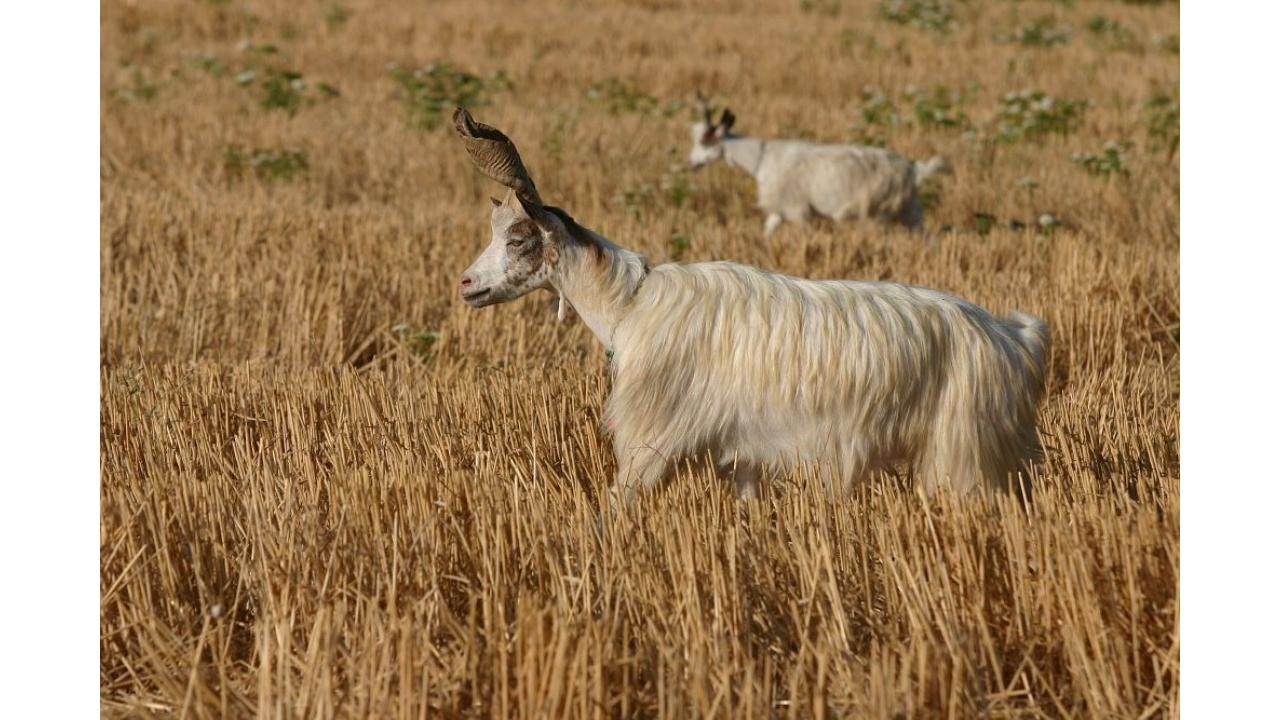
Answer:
(993, 90, 1084, 142)
(1145, 92, 1179, 156)
(878, 0, 956, 35)
(1000, 16, 1071, 48)
(1073, 140, 1131, 177)
(224, 145, 309, 181)
(391, 62, 512, 130)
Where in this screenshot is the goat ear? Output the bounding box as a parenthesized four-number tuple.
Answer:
(717, 109, 735, 134)
(489, 196, 502, 208)
(516, 194, 556, 233)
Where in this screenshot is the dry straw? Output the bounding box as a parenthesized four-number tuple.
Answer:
(102, 0, 1178, 716)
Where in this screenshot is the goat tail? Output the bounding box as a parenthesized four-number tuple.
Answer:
(914, 155, 953, 184)
(1007, 311, 1051, 380)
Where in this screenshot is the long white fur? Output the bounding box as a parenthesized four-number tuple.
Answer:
(687, 122, 952, 236)
(460, 201, 1050, 505)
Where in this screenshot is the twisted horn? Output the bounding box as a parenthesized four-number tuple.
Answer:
(452, 107, 542, 206)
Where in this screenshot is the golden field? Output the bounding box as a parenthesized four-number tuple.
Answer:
(101, 0, 1179, 717)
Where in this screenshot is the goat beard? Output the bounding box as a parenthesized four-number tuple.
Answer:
(548, 293, 570, 322)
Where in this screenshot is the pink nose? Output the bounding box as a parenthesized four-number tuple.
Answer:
(459, 275, 474, 289)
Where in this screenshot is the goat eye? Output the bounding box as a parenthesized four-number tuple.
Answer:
(506, 238, 525, 248)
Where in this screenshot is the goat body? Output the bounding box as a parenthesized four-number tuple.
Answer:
(606, 259, 1048, 499)
(687, 107, 951, 235)
(734, 137, 950, 234)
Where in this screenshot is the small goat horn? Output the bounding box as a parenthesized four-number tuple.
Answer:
(452, 107, 542, 206)
(695, 88, 714, 125)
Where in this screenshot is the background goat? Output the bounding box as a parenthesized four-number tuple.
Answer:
(454, 109, 1048, 506)
(684, 95, 952, 236)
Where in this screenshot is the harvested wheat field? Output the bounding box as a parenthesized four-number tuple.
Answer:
(101, 0, 1179, 717)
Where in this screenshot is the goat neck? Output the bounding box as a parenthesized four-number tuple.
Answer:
(551, 226, 649, 349)
(721, 135, 767, 178)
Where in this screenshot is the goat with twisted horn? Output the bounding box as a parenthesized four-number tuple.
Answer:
(452, 108, 1049, 509)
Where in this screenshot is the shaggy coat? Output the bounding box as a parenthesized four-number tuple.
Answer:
(606, 259, 1049, 498)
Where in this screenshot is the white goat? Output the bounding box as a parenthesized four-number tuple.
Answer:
(453, 109, 1048, 506)
(685, 97, 952, 236)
